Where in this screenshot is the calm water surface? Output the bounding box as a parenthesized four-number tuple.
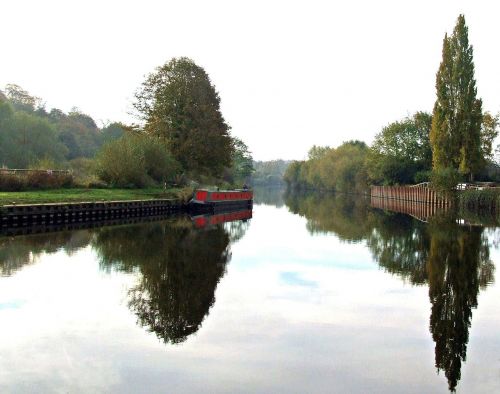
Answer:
(1, 189, 500, 393)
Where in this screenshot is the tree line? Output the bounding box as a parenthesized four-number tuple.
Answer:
(0, 84, 125, 169)
(284, 15, 499, 193)
(0, 57, 254, 189)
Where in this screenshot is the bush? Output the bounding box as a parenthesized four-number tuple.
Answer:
(95, 134, 180, 188)
(0, 173, 26, 191)
(25, 171, 73, 189)
(430, 167, 461, 196)
(0, 171, 74, 191)
(414, 170, 431, 183)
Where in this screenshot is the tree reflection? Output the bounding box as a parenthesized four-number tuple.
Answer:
(252, 186, 285, 207)
(426, 216, 494, 391)
(93, 217, 234, 344)
(367, 211, 430, 285)
(284, 191, 496, 392)
(284, 190, 372, 242)
(0, 230, 93, 276)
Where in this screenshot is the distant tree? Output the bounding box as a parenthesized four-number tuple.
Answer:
(308, 145, 331, 160)
(284, 141, 368, 192)
(0, 100, 67, 167)
(48, 108, 66, 123)
(134, 57, 233, 177)
(4, 84, 41, 112)
(430, 15, 482, 181)
(480, 112, 499, 163)
(231, 137, 254, 183)
(252, 159, 291, 186)
(100, 122, 125, 145)
(56, 110, 100, 159)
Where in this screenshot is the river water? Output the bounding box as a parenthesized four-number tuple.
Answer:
(1, 189, 499, 393)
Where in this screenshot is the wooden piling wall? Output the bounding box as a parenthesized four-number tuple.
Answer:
(370, 185, 452, 221)
(370, 185, 450, 207)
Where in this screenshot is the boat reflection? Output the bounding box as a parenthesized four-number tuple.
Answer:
(0, 208, 253, 344)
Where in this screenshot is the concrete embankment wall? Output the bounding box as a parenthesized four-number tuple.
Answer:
(0, 199, 183, 229)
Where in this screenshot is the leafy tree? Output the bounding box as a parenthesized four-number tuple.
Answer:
(56, 111, 101, 159)
(231, 137, 254, 184)
(134, 57, 233, 177)
(4, 84, 42, 112)
(284, 141, 368, 192)
(100, 122, 125, 145)
(0, 100, 67, 167)
(367, 112, 432, 185)
(252, 159, 291, 186)
(430, 15, 483, 181)
(480, 112, 499, 163)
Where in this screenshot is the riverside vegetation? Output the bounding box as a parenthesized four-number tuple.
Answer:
(284, 15, 500, 200)
(0, 58, 255, 202)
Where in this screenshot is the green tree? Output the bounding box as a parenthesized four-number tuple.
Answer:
(430, 15, 483, 181)
(367, 113, 432, 185)
(0, 100, 67, 167)
(4, 84, 42, 112)
(231, 137, 254, 184)
(480, 112, 499, 163)
(134, 57, 233, 177)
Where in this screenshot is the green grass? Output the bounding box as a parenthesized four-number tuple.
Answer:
(0, 187, 191, 205)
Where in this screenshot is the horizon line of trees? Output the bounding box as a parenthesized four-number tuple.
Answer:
(284, 14, 500, 193)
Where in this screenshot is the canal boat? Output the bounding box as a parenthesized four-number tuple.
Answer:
(191, 209, 252, 229)
(188, 189, 253, 213)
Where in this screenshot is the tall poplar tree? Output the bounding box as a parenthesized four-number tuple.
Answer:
(430, 15, 482, 181)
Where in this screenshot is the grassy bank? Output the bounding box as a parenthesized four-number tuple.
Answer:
(0, 187, 193, 205)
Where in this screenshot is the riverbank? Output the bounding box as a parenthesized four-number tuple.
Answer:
(0, 187, 193, 205)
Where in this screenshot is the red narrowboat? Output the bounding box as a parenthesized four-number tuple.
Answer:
(192, 209, 253, 228)
(189, 189, 253, 212)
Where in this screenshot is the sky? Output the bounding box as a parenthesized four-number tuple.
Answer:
(1, 0, 500, 161)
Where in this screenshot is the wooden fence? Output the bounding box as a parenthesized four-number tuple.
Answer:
(370, 185, 451, 207)
(0, 169, 71, 175)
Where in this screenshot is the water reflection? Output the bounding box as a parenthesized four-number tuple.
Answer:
(0, 212, 251, 345)
(0, 230, 92, 276)
(426, 216, 494, 391)
(284, 190, 372, 242)
(253, 186, 285, 207)
(94, 217, 234, 344)
(284, 190, 496, 392)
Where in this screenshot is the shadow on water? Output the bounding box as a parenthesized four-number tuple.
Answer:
(0, 212, 251, 344)
(284, 190, 496, 392)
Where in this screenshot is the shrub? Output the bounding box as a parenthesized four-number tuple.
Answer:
(430, 167, 461, 196)
(0, 171, 74, 191)
(0, 173, 27, 191)
(95, 134, 180, 188)
(95, 136, 148, 187)
(414, 170, 431, 183)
